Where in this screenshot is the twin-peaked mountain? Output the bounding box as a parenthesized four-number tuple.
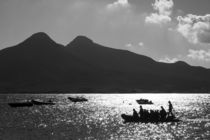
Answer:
(0, 32, 209, 93)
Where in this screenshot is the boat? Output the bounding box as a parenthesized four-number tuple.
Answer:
(8, 101, 33, 107)
(121, 114, 180, 123)
(8, 99, 55, 107)
(136, 99, 153, 104)
(31, 99, 55, 105)
(68, 97, 88, 102)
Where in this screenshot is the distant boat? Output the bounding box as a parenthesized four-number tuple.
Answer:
(121, 114, 180, 123)
(31, 99, 55, 105)
(136, 99, 153, 104)
(68, 97, 88, 102)
(8, 99, 55, 107)
(8, 101, 33, 107)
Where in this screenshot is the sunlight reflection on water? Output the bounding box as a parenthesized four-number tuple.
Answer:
(0, 94, 210, 140)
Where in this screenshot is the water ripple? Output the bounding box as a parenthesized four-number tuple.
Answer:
(0, 94, 210, 140)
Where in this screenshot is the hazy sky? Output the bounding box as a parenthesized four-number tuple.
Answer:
(1, 0, 210, 68)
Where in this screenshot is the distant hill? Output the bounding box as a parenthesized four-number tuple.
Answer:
(0, 32, 210, 93)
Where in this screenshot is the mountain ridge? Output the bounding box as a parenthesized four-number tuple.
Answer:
(0, 32, 210, 93)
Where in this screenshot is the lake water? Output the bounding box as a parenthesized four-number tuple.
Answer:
(0, 94, 210, 140)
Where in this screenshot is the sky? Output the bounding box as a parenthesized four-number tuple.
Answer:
(1, 0, 210, 68)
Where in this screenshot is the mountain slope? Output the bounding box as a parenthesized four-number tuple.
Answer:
(67, 36, 210, 92)
(0, 33, 210, 93)
(0, 33, 106, 92)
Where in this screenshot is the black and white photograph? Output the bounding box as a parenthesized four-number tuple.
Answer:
(0, 0, 210, 139)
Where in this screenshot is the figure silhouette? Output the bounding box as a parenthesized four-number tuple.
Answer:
(168, 101, 174, 117)
(160, 106, 167, 120)
(133, 109, 139, 120)
(139, 106, 144, 118)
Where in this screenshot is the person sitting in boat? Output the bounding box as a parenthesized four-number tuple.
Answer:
(160, 106, 167, 120)
(48, 99, 52, 103)
(133, 109, 139, 119)
(168, 101, 174, 117)
(154, 110, 160, 121)
(149, 110, 154, 121)
(143, 109, 150, 120)
(139, 106, 144, 119)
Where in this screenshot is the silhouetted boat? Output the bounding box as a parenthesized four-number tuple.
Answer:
(136, 99, 153, 104)
(31, 99, 55, 105)
(68, 97, 88, 102)
(8, 102, 33, 107)
(121, 114, 180, 123)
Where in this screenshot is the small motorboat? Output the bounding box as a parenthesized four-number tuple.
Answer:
(136, 99, 153, 104)
(31, 99, 55, 105)
(68, 97, 88, 103)
(8, 101, 33, 107)
(121, 114, 180, 123)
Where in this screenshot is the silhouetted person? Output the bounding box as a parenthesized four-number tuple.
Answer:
(150, 110, 155, 121)
(168, 101, 174, 117)
(133, 109, 139, 120)
(139, 106, 144, 118)
(143, 109, 149, 121)
(154, 110, 160, 121)
(160, 106, 167, 120)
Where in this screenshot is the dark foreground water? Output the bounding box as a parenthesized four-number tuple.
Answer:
(0, 94, 210, 140)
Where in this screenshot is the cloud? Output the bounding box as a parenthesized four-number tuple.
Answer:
(146, 13, 172, 24)
(177, 14, 210, 44)
(187, 49, 210, 61)
(126, 42, 145, 48)
(145, 0, 174, 25)
(159, 56, 178, 63)
(125, 43, 132, 48)
(138, 42, 144, 47)
(125, 42, 147, 54)
(106, 0, 130, 10)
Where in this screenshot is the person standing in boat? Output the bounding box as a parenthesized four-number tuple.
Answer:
(133, 109, 139, 120)
(160, 106, 167, 120)
(139, 106, 144, 119)
(168, 101, 174, 116)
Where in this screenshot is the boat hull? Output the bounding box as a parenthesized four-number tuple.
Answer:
(8, 102, 33, 107)
(121, 114, 180, 123)
(31, 100, 55, 105)
(136, 100, 153, 105)
(68, 97, 88, 102)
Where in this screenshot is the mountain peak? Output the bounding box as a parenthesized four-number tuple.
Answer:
(67, 35, 94, 47)
(73, 36, 93, 43)
(174, 61, 189, 66)
(28, 32, 52, 41)
(31, 32, 50, 38)
(20, 32, 56, 46)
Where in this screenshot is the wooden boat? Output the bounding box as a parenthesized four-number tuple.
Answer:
(136, 99, 153, 104)
(31, 99, 55, 105)
(121, 114, 180, 123)
(8, 102, 33, 107)
(68, 97, 88, 102)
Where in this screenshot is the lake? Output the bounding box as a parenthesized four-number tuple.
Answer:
(0, 94, 210, 140)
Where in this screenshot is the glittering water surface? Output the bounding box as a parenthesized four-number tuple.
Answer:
(0, 94, 210, 140)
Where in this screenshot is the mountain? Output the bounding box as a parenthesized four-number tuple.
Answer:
(0, 32, 210, 93)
